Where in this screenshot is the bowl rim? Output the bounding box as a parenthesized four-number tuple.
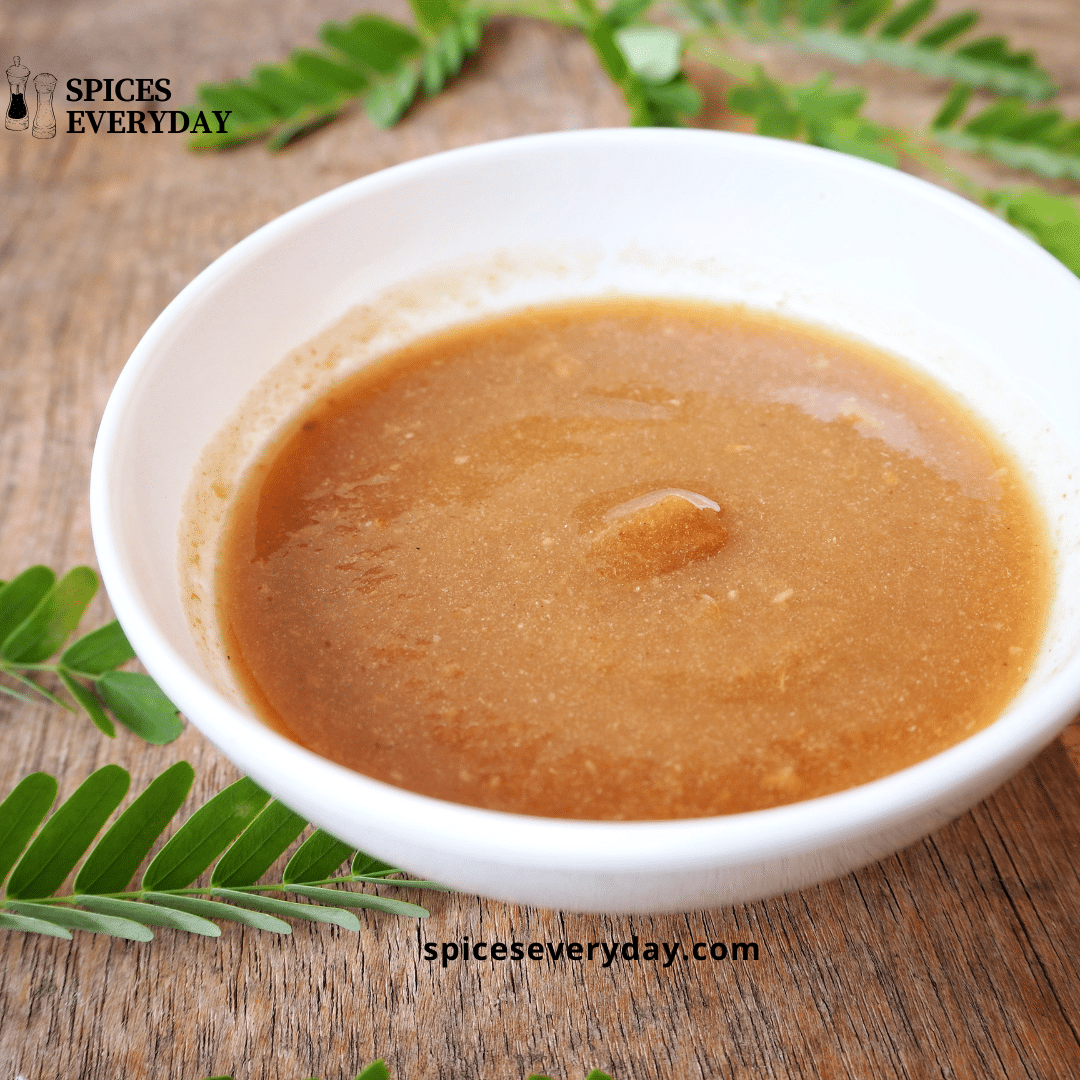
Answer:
(91, 127, 1080, 873)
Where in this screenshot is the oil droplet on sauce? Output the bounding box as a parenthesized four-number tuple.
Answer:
(588, 489, 727, 580)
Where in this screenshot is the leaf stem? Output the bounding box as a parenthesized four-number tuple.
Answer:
(2, 872, 439, 907)
(0, 666, 75, 710)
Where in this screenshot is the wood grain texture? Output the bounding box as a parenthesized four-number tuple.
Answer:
(1, 1, 1078, 1077)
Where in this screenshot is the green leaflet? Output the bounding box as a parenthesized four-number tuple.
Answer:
(799, 0, 832, 28)
(420, 22, 468, 95)
(991, 189, 1080, 278)
(253, 64, 333, 112)
(410, 0, 457, 34)
(931, 82, 972, 130)
(77, 895, 221, 936)
(356, 1064, 390, 1080)
(839, 0, 889, 35)
(265, 112, 338, 154)
(142, 776, 270, 891)
(916, 10, 978, 50)
(60, 620, 138, 675)
(210, 888, 363, 930)
(96, 670, 184, 744)
(357, 878, 453, 892)
(0, 772, 58, 888)
(200, 82, 276, 123)
(365, 66, 421, 128)
(288, 885, 430, 918)
(0, 911, 73, 939)
(352, 850, 397, 877)
(73, 761, 194, 895)
(291, 50, 368, 93)
(6, 765, 130, 899)
(321, 15, 421, 72)
(641, 77, 703, 124)
(282, 829, 356, 884)
(144, 892, 292, 934)
(615, 26, 683, 83)
(59, 670, 115, 737)
(1, 566, 97, 664)
(0, 567, 56, 644)
(880, 0, 935, 39)
(758, 0, 782, 25)
(5, 900, 154, 941)
(607, 0, 655, 29)
(347, 844, 450, 891)
(210, 799, 308, 887)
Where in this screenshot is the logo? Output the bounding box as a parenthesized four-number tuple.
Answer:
(5, 56, 56, 138)
(5, 58, 230, 138)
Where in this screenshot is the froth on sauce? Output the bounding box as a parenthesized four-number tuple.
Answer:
(217, 299, 1050, 820)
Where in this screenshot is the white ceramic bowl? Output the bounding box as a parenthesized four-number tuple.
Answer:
(91, 129, 1080, 913)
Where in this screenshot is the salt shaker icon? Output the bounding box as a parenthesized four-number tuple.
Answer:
(32, 72, 57, 139)
(5, 56, 29, 131)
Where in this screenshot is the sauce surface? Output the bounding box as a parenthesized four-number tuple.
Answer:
(218, 300, 1049, 820)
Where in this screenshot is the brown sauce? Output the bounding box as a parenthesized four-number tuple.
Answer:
(217, 299, 1050, 820)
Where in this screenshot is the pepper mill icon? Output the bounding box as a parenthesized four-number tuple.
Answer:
(5, 56, 29, 130)
(32, 71, 57, 139)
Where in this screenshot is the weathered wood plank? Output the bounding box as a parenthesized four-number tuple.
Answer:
(1, 0, 1078, 1077)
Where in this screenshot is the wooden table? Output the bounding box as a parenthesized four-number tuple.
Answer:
(2, 2, 1079, 1077)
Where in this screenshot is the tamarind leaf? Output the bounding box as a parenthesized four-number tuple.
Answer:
(0, 772, 58, 888)
(1, 767, 440, 943)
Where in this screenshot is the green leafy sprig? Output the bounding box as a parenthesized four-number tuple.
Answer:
(727, 66, 898, 165)
(0, 763, 445, 942)
(189, 0, 485, 150)
(931, 88, 1080, 182)
(986, 188, 1080, 276)
(184, 0, 1080, 282)
(0, 566, 182, 745)
(690, 0, 1056, 99)
(724, 66, 1080, 276)
(558, 0, 703, 126)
